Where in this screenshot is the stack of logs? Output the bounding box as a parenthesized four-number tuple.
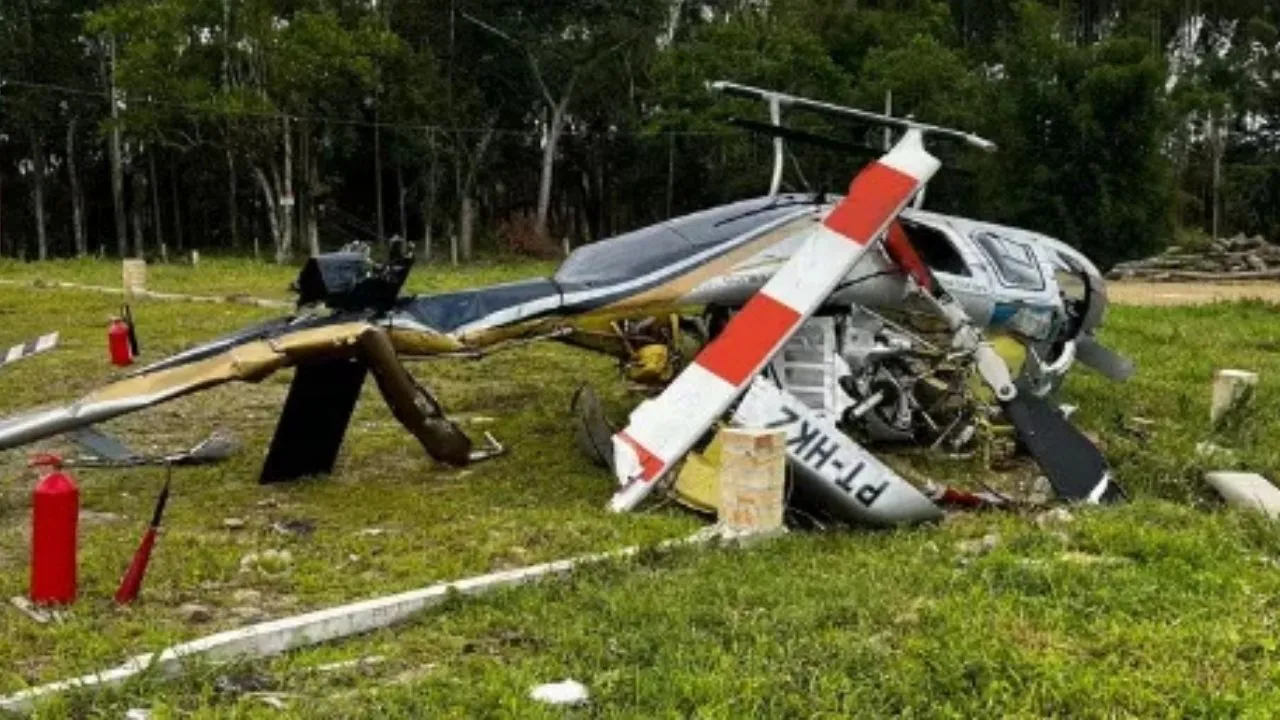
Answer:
(1108, 234, 1280, 281)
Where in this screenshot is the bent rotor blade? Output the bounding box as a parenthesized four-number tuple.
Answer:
(885, 223, 1120, 503)
(608, 130, 940, 513)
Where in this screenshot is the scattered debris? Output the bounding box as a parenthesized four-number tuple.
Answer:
(958, 533, 1001, 557)
(530, 679, 590, 707)
(231, 589, 263, 605)
(9, 597, 53, 624)
(313, 656, 386, 674)
(123, 709, 151, 720)
(214, 670, 275, 696)
(246, 693, 294, 710)
(1057, 551, 1131, 566)
(230, 606, 268, 623)
(223, 518, 247, 531)
(1206, 471, 1280, 519)
(1035, 507, 1075, 527)
(357, 528, 388, 537)
(927, 484, 1011, 510)
(1120, 416, 1155, 442)
(178, 603, 214, 624)
(271, 519, 316, 537)
(78, 510, 123, 525)
(1196, 442, 1238, 463)
(1024, 476, 1055, 506)
(239, 550, 294, 576)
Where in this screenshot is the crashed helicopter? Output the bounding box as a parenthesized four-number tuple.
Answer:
(0, 82, 1133, 526)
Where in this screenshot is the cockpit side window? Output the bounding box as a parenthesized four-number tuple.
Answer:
(973, 231, 1045, 291)
(901, 220, 970, 276)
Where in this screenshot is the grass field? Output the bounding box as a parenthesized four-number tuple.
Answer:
(2, 259, 1280, 717)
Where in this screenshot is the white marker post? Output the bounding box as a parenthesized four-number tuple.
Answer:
(718, 428, 786, 540)
(1211, 369, 1258, 427)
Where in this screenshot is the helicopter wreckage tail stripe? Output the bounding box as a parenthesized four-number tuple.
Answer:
(609, 130, 941, 513)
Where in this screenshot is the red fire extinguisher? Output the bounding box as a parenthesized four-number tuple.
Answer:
(29, 454, 78, 606)
(108, 316, 133, 366)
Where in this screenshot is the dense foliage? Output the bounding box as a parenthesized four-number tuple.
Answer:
(0, 0, 1276, 268)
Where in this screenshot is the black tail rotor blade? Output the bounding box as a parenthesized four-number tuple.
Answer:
(1003, 393, 1122, 503)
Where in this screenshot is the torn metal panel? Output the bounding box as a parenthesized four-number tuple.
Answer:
(733, 377, 942, 526)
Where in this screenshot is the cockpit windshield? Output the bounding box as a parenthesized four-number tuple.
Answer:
(973, 231, 1044, 291)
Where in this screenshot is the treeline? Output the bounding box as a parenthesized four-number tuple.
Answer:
(0, 0, 1276, 269)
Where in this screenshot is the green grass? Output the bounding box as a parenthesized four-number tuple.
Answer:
(1, 261, 1279, 717)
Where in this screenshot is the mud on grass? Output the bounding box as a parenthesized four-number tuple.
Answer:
(2, 268, 1280, 715)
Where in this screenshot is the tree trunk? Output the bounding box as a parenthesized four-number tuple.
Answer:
(458, 194, 474, 264)
(67, 119, 86, 257)
(107, 36, 128, 257)
(226, 147, 239, 250)
(455, 123, 496, 265)
(278, 117, 294, 263)
(171, 164, 184, 251)
(251, 165, 281, 259)
(29, 128, 48, 261)
(149, 150, 165, 260)
(131, 169, 146, 258)
(397, 165, 408, 242)
(535, 96, 570, 240)
(1211, 113, 1224, 241)
(374, 114, 385, 243)
(299, 120, 319, 257)
(421, 132, 437, 262)
(307, 135, 320, 256)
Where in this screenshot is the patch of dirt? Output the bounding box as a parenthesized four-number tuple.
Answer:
(1109, 281, 1280, 306)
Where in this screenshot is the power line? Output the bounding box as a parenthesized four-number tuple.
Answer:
(0, 78, 739, 138)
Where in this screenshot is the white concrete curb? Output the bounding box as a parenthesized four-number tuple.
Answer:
(0, 533, 716, 715)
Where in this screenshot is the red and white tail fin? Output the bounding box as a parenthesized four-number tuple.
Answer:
(609, 130, 941, 512)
